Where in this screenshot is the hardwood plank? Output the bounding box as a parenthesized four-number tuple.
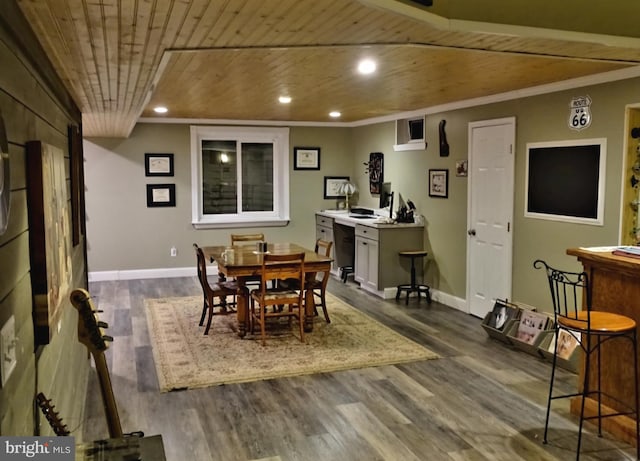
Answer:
(336, 402, 423, 461)
(81, 276, 639, 460)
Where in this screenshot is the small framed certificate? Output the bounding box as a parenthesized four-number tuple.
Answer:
(145, 153, 174, 176)
(146, 184, 176, 207)
(293, 147, 320, 170)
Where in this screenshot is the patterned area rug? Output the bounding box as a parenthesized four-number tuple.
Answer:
(145, 293, 438, 392)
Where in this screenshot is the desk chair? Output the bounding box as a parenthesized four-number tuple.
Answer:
(194, 244, 237, 335)
(534, 259, 639, 460)
(250, 252, 306, 346)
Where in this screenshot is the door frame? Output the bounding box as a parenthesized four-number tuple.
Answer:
(465, 116, 516, 316)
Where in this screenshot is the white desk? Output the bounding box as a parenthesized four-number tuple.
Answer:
(315, 211, 425, 298)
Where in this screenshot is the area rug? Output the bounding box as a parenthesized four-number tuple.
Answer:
(145, 293, 438, 392)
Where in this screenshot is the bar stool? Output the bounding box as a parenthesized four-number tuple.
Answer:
(534, 260, 640, 460)
(395, 250, 431, 305)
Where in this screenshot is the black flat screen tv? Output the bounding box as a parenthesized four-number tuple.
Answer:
(525, 138, 606, 225)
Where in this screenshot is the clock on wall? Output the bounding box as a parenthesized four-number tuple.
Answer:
(0, 113, 10, 236)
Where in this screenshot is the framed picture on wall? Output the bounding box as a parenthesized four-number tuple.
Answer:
(147, 184, 176, 207)
(429, 169, 449, 198)
(293, 147, 320, 170)
(324, 176, 350, 199)
(145, 153, 174, 176)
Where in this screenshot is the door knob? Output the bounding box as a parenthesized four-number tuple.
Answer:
(468, 229, 476, 236)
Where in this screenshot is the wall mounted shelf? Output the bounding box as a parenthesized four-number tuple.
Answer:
(394, 116, 426, 151)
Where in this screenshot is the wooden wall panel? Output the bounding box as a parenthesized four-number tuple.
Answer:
(0, 3, 88, 438)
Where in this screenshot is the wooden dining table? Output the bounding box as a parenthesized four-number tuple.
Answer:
(202, 242, 332, 338)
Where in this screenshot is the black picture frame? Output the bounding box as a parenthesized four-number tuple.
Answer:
(324, 176, 350, 199)
(428, 169, 448, 198)
(293, 147, 321, 170)
(146, 184, 176, 207)
(145, 153, 174, 176)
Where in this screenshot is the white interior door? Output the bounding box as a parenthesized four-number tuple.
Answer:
(467, 117, 515, 318)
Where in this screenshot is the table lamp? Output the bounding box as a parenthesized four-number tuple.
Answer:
(339, 182, 357, 210)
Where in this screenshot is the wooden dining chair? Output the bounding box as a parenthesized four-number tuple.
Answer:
(230, 233, 266, 287)
(193, 243, 238, 335)
(279, 239, 333, 323)
(250, 252, 306, 346)
(310, 239, 333, 323)
(230, 233, 265, 246)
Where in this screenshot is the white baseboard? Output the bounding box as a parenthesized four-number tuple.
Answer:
(88, 266, 202, 282)
(431, 289, 468, 313)
(88, 268, 469, 314)
(378, 285, 467, 313)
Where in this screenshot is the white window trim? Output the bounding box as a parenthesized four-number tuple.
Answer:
(190, 125, 290, 229)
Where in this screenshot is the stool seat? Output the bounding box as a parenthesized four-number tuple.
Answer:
(399, 250, 428, 257)
(558, 311, 636, 333)
(396, 250, 431, 305)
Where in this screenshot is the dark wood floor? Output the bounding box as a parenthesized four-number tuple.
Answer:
(81, 277, 637, 460)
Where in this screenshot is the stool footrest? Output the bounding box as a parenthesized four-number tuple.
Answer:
(395, 284, 432, 305)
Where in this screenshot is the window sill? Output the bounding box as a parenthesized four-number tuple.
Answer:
(192, 218, 290, 230)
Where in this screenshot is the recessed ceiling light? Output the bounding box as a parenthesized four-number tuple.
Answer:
(357, 59, 376, 75)
(329, 111, 341, 118)
(279, 96, 292, 104)
(153, 106, 168, 114)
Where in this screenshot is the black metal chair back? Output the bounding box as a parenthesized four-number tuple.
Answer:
(533, 259, 589, 332)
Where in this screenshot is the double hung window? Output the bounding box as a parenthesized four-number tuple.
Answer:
(191, 126, 290, 228)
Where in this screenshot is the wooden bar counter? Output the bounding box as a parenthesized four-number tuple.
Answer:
(566, 247, 640, 446)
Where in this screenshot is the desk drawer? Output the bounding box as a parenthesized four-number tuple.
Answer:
(316, 215, 334, 227)
(355, 224, 379, 241)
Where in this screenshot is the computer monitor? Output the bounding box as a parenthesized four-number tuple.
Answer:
(379, 182, 391, 208)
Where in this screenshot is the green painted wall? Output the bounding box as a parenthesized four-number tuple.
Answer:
(85, 77, 640, 317)
(351, 78, 637, 313)
(85, 124, 354, 272)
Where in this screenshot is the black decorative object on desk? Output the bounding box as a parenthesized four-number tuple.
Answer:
(395, 195, 415, 223)
(396, 206, 414, 223)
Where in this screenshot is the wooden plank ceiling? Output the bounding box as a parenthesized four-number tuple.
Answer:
(16, 0, 640, 138)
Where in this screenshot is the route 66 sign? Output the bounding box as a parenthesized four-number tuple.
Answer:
(568, 95, 592, 130)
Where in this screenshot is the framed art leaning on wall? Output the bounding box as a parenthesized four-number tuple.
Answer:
(26, 141, 73, 345)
